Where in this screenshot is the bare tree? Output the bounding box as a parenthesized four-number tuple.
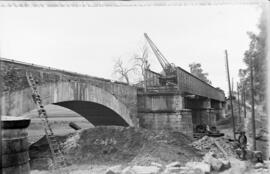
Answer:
(112, 43, 151, 86)
(133, 44, 150, 89)
(113, 58, 135, 85)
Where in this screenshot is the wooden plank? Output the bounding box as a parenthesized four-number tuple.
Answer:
(214, 140, 228, 158)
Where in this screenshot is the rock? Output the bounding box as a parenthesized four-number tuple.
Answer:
(203, 152, 223, 171)
(106, 171, 116, 174)
(219, 159, 231, 170)
(131, 166, 161, 174)
(163, 166, 181, 174)
(106, 165, 122, 174)
(262, 169, 270, 173)
(264, 160, 270, 169)
(179, 166, 189, 170)
(254, 151, 264, 163)
(163, 161, 182, 174)
(186, 162, 211, 174)
(166, 161, 181, 168)
(226, 158, 248, 174)
(203, 152, 213, 162)
(122, 166, 136, 174)
(195, 163, 211, 174)
(190, 168, 205, 174)
(254, 163, 264, 169)
(150, 162, 163, 168)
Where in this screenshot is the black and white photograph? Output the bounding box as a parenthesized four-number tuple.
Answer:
(0, 0, 269, 173)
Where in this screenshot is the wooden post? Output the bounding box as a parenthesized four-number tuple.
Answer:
(250, 56, 256, 150)
(237, 82, 241, 124)
(231, 78, 234, 95)
(231, 78, 237, 126)
(225, 50, 236, 140)
(243, 86, 247, 118)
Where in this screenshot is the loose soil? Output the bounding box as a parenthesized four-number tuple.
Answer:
(29, 126, 202, 170)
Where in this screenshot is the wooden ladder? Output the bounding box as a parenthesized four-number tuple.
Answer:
(26, 72, 67, 171)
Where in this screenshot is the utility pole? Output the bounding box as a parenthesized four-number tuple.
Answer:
(225, 50, 236, 140)
(231, 78, 237, 127)
(242, 85, 247, 118)
(237, 82, 241, 125)
(250, 55, 256, 150)
(231, 78, 234, 95)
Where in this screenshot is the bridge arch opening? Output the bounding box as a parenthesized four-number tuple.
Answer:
(22, 104, 93, 143)
(54, 100, 129, 126)
(23, 101, 129, 143)
(1, 81, 135, 127)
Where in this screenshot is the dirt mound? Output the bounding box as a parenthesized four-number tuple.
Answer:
(29, 126, 202, 170)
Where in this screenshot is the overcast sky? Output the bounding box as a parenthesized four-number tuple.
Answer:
(0, 4, 261, 95)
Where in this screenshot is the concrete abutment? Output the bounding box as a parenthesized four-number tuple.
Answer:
(137, 91, 193, 137)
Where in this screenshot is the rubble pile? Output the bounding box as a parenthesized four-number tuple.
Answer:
(191, 136, 236, 158)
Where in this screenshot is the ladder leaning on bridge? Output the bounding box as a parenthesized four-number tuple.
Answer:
(26, 72, 67, 171)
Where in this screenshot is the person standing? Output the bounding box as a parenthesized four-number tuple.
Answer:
(238, 131, 247, 160)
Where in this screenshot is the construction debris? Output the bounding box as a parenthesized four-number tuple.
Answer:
(191, 136, 237, 158)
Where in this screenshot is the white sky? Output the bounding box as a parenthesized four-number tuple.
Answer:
(0, 4, 261, 96)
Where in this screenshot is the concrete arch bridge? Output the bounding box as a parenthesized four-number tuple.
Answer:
(0, 58, 137, 127)
(1, 58, 225, 136)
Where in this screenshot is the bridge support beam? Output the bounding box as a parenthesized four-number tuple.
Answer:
(211, 100, 226, 121)
(137, 92, 193, 137)
(184, 97, 219, 131)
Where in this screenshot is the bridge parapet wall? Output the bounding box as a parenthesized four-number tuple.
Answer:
(0, 58, 138, 126)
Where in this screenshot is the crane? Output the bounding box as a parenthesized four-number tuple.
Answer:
(144, 33, 176, 76)
(144, 33, 177, 85)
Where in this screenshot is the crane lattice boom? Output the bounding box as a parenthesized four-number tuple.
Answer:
(144, 33, 175, 75)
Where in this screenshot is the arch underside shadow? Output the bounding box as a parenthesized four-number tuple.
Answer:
(0, 81, 134, 126)
(54, 101, 129, 126)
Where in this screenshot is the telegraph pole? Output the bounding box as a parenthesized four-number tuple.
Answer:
(250, 56, 256, 150)
(242, 85, 247, 118)
(237, 83, 241, 125)
(225, 50, 236, 140)
(231, 78, 234, 95)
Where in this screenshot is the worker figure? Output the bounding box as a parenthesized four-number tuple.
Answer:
(206, 125, 211, 134)
(238, 131, 247, 160)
